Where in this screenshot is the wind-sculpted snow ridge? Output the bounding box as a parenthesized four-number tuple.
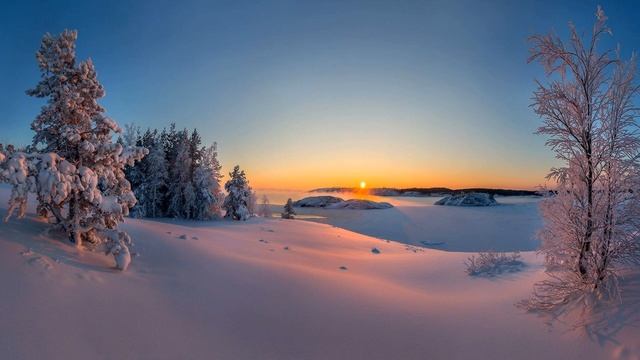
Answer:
(293, 196, 393, 209)
(435, 192, 498, 207)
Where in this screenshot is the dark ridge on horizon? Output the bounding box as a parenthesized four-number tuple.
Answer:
(309, 187, 540, 197)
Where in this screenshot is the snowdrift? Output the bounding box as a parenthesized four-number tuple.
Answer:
(435, 192, 498, 206)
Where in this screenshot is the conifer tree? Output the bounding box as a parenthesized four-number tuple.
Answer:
(223, 165, 253, 220)
(0, 30, 146, 270)
(282, 198, 296, 219)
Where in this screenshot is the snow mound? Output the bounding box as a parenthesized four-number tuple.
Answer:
(326, 199, 393, 210)
(434, 192, 497, 206)
(293, 196, 345, 207)
(294, 196, 393, 210)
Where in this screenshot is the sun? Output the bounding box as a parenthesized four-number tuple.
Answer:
(360, 181, 366, 189)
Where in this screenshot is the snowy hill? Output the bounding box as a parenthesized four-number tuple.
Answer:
(0, 187, 638, 359)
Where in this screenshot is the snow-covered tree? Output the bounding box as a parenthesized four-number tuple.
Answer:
(141, 136, 169, 218)
(523, 8, 640, 310)
(168, 130, 194, 218)
(223, 165, 253, 220)
(257, 194, 272, 218)
(247, 190, 258, 217)
(192, 143, 224, 219)
(0, 30, 147, 270)
(281, 198, 296, 219)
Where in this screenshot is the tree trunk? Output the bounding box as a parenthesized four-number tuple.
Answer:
(578, 141, 594, 278)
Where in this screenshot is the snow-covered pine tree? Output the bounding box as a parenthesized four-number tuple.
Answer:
(189, 128, 203, 174)
(192, 143, 224, 219)
(0, 30, 147, 270)
(142, 132, 169, 218)
(223, 165, 253, 220)
(168, 129, 194, 218)
(281, 198, 296, 219)
(126, 127, 147, 218)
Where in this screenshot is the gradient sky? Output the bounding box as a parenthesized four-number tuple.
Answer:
(2, 0, 640, 190)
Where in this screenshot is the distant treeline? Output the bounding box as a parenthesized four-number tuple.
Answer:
(310, 187, 541, 197)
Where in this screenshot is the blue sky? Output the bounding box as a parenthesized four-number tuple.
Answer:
(2, 0, 640, 189)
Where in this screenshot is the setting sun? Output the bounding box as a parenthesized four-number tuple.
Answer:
(3, 3, 639, 359)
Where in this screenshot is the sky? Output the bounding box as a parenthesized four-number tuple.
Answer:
(2, 0, 640, 190)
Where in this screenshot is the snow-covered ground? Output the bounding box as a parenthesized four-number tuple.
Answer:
(1, 186, 639, 359)
(267, 192, 542, 252)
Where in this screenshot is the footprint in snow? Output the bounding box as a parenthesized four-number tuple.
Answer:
(178, 234, 188, 240)
(339, 266, 348, 270)
(166, 231, 172, 234)
(371, 248, 381, 254)
(283, 246, 290, 250)
(259, 239, 269, 244)
(191, 236, 199, 240)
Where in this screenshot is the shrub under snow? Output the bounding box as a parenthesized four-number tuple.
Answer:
(465, 252, 524, 276)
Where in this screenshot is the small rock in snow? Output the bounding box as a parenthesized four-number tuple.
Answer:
(371, 248, 381, 254)
(283, 246, 290, 250)
(339, 266, 348, 270)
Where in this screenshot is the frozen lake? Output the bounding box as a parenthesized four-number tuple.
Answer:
(259, 190, 542, 252)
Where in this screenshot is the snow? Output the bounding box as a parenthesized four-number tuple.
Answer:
(290, 196, 542, 252)
(293, 195, 345, 207)
(294, 196, 393, 209)
(326, 199, 393, 209)
(0, 185, 639, 359)
(435, 192, 498, 206)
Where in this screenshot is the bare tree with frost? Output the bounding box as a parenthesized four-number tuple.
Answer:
(524, 8, 640, 310)
(257, 194, 272, 218)
(0, 30, 146, 270)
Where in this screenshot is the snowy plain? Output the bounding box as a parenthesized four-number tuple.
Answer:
(263, 191, 543, 251)
(1, 185, 639, 359)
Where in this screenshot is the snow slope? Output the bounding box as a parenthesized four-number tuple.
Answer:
(0, 186, 639, 359)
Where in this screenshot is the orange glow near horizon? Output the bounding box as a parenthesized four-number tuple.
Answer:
(234, 163, 555, 191)
(220, 137, 558, 191)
